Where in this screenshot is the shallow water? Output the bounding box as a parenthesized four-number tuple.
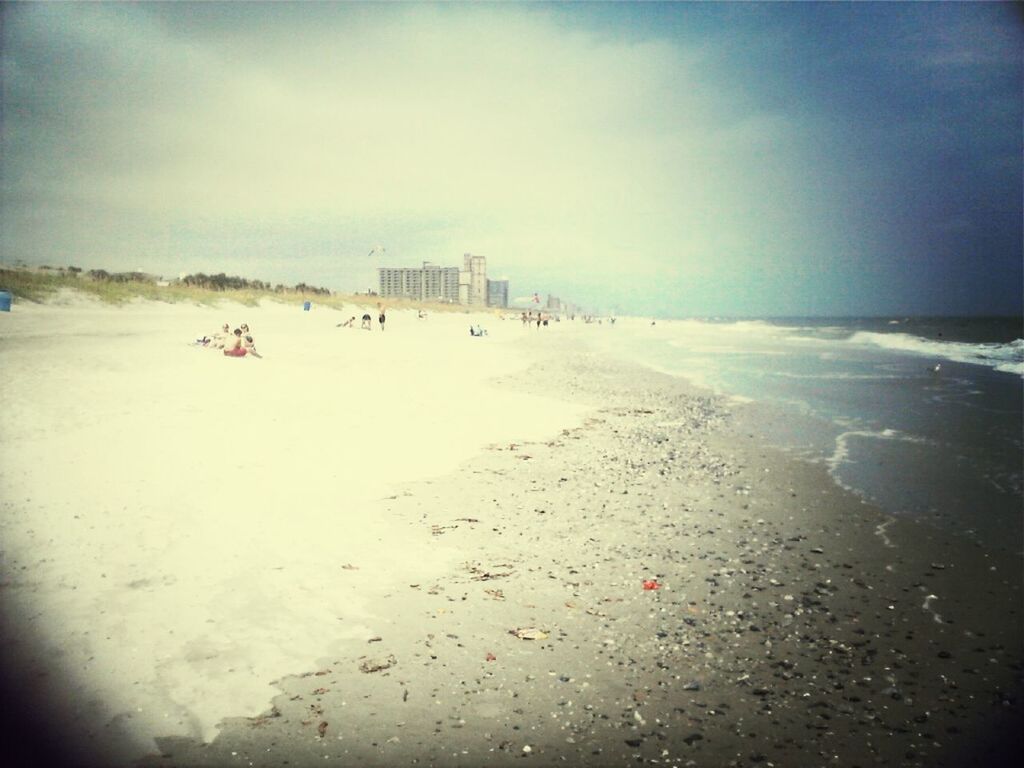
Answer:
(588, 316, 1023, 554)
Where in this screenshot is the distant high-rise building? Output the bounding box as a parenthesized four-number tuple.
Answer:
(379, 264, 459, 302)
(378, 254, 497, 306)
(462, 253, 487, 306)
(420, 264, 460, 302)
(378, 268, 415, 299)
(487, 279, 509, 308)
(546, 295, 561, 312)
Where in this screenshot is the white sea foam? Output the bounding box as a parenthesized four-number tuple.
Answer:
(666, 319, 802, 338)
(849, 332, 1024, 376)
(641, 360, 716, 392)
(826, 428, 931, 476)
(875, 519, 897, 549)
(665, 340, 790, 355)
(767, 371, 906, 381)
(921, 593, 944, 624)
(721, 320, 793, 334)
(660, 321, 1023, 376)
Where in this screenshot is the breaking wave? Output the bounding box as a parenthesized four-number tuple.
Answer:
(849, 332, 1024, 376)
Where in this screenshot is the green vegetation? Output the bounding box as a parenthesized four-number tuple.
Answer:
(0, 265, 503, 315)
(0, 266, 348, 308)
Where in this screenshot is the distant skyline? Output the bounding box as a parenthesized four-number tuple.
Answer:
(1, 2, 1020, 317)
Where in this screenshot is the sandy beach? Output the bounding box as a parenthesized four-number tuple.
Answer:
(1, 299, 1021, 767)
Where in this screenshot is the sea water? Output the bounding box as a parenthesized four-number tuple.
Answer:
(589, 316, 1023, 554)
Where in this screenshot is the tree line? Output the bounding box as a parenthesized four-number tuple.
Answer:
(181, 272, 330, 295)
(69, 268, 331, 295)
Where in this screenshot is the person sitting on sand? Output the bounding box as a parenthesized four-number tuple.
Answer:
(206, 323, 231, 348)
(418, 310, 427, 319)
(337, 316, 356, 328)
(223, 328, 247, 357)
(242, 334, 262, 358)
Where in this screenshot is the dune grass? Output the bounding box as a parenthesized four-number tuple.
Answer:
(0, 267, 355, 308)
(0, 267, 508, 316)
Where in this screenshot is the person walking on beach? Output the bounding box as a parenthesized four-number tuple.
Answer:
(378, 303, 386, 331)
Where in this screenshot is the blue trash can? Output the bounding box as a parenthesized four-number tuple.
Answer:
(0, 291, 11, 312)
(303, 301, 311, 312)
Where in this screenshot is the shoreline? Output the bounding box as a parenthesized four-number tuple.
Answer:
(587, 317, 1024, 560)
(133, 334, 1021, 767)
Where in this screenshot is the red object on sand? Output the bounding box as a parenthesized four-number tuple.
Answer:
(223, 347, 247, 357)
(486, 652, 497, 662)
(642, 579, 661, 590)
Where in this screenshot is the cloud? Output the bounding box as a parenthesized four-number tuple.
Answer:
(2, 2, 1019, 315)
(10, 4, 784, 224)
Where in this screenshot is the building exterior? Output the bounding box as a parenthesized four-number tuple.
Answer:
(462, 253, 487, 306)
(378, 253, 498, 306)
(378, 264, 460, 302)
(378, 268, 414, 299)
(546, 294, 562, 313)
(421, 264, 460, 302)
(486, 279, 509, 309)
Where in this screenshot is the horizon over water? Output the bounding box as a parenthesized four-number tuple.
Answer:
(589, 315, 1023, 555)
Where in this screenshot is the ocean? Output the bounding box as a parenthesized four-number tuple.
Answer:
(588, 316, 1023, 554)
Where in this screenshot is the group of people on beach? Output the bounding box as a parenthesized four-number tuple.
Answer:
(338, 303, 388, 331)
(522, 310, 549, 328)
(194, 322, 261, 358)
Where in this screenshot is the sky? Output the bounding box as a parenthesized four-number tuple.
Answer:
(1, 1, 1021, 317)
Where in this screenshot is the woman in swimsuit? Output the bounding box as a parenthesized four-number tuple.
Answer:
(223, 328, 247, 357)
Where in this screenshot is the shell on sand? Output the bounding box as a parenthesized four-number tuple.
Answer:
(359, 654, 397, 673)
(510, 627, 548, 640)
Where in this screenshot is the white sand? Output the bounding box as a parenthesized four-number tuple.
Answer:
(0, 297, 587, 761)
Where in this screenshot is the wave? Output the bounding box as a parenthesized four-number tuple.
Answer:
(849, 332, 1024, 376)
(766, 370, 906, 381)
(826, 428, 932, 476)
(666, 319, 802, 337)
